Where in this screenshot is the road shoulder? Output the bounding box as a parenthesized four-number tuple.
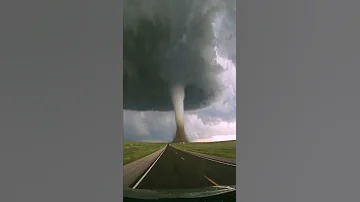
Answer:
(173, 146, 236, 165)
(124, 145, 167, 188)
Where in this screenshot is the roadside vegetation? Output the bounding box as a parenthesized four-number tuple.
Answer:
(123, 141, 167, 165)
(172, 140, 236, 159)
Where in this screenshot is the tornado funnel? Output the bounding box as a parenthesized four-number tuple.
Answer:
(123, 0, 232, 142)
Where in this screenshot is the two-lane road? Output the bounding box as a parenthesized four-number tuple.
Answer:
(133, 144, 236, 189)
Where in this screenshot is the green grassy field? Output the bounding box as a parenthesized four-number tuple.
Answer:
(172, 140, 236, 159)
(123, 141, 167, 165)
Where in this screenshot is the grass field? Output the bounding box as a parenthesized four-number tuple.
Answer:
(172, 140, 236, 159)
(123, 141, 167, 165)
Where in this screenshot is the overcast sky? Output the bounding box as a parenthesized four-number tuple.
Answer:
(123, 2, 237, 143)
(124, 50, 236, 143)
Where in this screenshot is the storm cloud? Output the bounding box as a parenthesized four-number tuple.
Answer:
(123, 0, 236, 142)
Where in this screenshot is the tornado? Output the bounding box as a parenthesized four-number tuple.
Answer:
(123, 0, 236, 142)
(170, 85, 188, 142)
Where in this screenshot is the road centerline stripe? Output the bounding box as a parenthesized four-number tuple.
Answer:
(204, 175, 219, 186)
(132, 147, 166, 189)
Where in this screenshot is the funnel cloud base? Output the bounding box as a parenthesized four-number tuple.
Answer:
(172, 126, 188, 143)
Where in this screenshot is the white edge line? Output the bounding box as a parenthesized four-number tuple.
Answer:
(189, 151, 235, 166)
(132, 146, 167, 189)
(173, 146, 236, 167)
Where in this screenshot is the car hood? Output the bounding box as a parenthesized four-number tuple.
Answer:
(124, 185, 236, 199)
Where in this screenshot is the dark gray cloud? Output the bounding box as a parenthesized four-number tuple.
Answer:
(123, 56, 236, 142)
(122, 0, 236, 142)
(123, 0, 235, 111)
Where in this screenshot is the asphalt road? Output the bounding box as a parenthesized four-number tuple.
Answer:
(133, 144, 236, 190)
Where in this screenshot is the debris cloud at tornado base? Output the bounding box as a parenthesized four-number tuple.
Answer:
(123, 0, 236, 142)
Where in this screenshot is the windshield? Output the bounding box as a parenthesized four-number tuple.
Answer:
(123, 0, 236, 201)
(124, 143, 236, 201)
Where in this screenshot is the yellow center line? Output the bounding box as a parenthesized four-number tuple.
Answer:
(204, 175, 219, 186)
